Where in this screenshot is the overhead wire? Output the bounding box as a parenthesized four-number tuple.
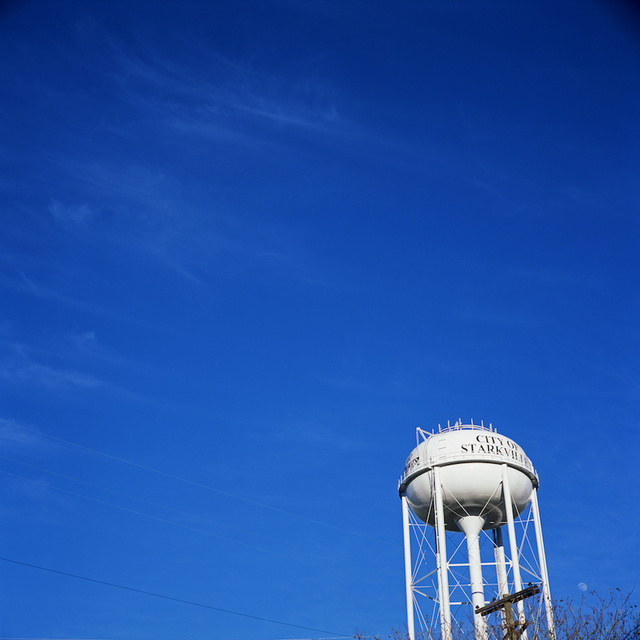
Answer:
(0, 556, 348, 637)
(0, 454, 312, 552)
(1, 422, 400, 633)
(0, 463, 400, 585)
(0, 469, 327, 566)
(12, 422, 397, 547)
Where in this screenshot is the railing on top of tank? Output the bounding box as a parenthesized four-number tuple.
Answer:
(416, 421, 495, 444)
(428, 420, 495, 434)
(397, 451, 538, 491)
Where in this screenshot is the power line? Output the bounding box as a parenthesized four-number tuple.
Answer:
(0, 469, 325, 566)
(0, 556, 348, 637)
(0, 464, 400, 586)
(0, 454, 311, 552)
(12, 422, 397, 547)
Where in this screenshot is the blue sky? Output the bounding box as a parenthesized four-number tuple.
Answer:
(1, 0, 639, 638)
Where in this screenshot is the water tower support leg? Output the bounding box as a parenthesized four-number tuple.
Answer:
(401, 496, 416, 640)
(530, 488, 556, 640)
(433, 466, 452, 640)
(493, 527, 509, 628)
(502, 464, 527, 636)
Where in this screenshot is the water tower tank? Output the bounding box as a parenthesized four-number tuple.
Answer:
(398, 422, 538, 531)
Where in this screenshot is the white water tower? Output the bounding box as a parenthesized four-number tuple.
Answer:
(398, 421, 555, 640)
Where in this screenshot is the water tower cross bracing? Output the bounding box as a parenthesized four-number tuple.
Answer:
(398, 421, 555, 640)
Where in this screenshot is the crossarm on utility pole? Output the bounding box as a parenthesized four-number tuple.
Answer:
(475, 584, 540, 617)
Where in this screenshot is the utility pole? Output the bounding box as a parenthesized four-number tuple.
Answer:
(475, 584, 540, 640)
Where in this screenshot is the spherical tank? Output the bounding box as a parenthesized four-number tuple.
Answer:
(398, 423, 538, 532)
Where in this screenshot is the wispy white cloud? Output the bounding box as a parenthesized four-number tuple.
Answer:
(453, 306, 547, 328)
(0, 420, 64, 521)
(271, 421, 372, 452)
(104, 36, 345, 139)
(64, 329, 150, 375)
(513, 267, 605, 290)
(317, 374, 369, 391)
(69, 329, 97, 351)
(0, 328, 178, 408)
(0, 341, 100, 389)
(1, 29, 349, 292)
(0, 471, 76, 522)
(0, 266, 160, 333)
(40, 167, 323, 288)
(49, 200, 96, 225)
(0, 417, 47, 450)
(5, 358, 100, 389)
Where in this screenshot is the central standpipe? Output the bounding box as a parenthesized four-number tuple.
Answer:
(458, 516, 488, 640)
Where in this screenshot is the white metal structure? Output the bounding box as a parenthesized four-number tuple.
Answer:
(398, 421, 555, 640)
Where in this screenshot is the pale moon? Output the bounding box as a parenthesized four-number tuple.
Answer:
(578, 582, 588, 592)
